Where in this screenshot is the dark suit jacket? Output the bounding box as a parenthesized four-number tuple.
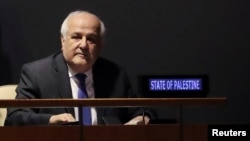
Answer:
(5, 52, 154, 125)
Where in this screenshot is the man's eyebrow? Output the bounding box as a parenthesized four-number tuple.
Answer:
(71, 32, 82, 36)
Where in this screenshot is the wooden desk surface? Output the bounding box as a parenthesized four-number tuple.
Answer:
(0, 97, 226, 107)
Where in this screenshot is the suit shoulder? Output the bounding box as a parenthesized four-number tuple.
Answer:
(22, 53, 60, 70)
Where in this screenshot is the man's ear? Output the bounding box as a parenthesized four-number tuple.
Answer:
(60, 35, 65, 50)
(60, 34, 66, 51)
(61, 34, 65, 44)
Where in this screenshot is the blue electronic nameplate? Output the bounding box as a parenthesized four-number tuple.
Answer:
(149, 79, 202, 91)
(138, 75, 209, 98)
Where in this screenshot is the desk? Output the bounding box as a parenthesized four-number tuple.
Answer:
(0, 98, 226, 141)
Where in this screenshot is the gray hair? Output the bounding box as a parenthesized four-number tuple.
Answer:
(60, 10, 106, 39)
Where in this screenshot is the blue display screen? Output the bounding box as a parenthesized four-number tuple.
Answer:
(138, 75, 209, 98)
(149, 79, 202, 91)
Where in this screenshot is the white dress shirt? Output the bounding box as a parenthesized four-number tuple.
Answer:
(68, 67, 97, 125)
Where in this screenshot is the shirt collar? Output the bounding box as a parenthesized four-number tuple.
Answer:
(67, 65, 93, 80)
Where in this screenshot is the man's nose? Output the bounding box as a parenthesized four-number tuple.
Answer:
(79, 37, 87, 48)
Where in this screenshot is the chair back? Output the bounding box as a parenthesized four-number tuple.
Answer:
(0, 84, 17, 126)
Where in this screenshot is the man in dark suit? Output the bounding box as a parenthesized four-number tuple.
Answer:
(4, 10, 155, 125)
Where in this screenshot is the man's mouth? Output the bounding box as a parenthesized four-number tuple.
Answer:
(76, 52, 88, 57)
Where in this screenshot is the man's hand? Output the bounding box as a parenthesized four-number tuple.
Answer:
(124, 115, 150, 125)
(49, 113, 76, 124)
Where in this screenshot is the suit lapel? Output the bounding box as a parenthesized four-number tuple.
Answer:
(53, 53, 74, 115)
(92, 58, 105, 123)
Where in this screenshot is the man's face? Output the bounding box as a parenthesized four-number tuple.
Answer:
(61, 13, 102, 73)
